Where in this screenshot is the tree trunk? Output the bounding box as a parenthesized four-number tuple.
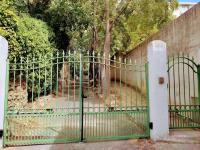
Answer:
(102, 0, 111, 97)
(89, 0, 98, 81)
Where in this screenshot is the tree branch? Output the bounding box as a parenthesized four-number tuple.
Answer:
(109, 0, 132, 31)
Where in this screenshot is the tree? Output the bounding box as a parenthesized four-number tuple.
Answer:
(99, 0, 178, 96)
(1, 0, 178, 99)
(46, 0, 92, 51)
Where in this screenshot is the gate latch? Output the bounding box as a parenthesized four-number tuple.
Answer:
(82, 93, 87, 99)
(149, 122, 153, 129)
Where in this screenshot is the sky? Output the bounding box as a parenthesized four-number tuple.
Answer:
(179, 0, 199, 2)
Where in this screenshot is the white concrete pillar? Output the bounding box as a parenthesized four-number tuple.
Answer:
(147, 40, 169, 141)
(0, 36, 8, 131)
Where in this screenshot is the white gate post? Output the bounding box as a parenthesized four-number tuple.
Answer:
(0, 36, 8, 131)
(147, 40, 169, 140)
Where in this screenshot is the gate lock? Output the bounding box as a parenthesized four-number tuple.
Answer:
(158, 77, 164, 84)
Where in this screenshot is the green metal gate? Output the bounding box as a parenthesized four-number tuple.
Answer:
(168, 53, 200, 128)
(3, 51, 149, 146)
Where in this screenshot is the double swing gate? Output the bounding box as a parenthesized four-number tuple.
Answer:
(168, 53, 200, 128)
(3, 51, 150, 146)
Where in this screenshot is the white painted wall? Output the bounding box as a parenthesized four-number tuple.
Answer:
(147, 40, 169, 140)
(0, 36, 8, 131)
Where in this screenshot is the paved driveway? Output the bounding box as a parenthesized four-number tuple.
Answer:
(2, 122, 200, 150)
(2, 139, 200, 150)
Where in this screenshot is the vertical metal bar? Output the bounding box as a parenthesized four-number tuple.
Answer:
(130, 59, 133, 110)
(125, 58, 127, 111)
(98, 53, 101, 137)
(197, 65, 200, 108)
(188, 54, 191, 106)
(98, 53, 100, 112)
(38, 55, 41, 101)
(44, 55, 47, 97)
(172, 55, 176, 107)
(50, 54, 53, 99)
(20, 58, 22, 100)
(26, 58, 29, 100)
(68, 51, 71, 112)
(172, 55, 176, 127)
(3, 59, 10, 147)
(177, 54, 180, 127)
(109, 54, 111, 109)
(119, 57, 122, 111)
(74, 51, 76, 112)
(178, 53, 181, 107)
(103, 53, 106, 110)
(114, 56, 116, 109)
(32, 57, 35, 103)
(92, 52, 95, 137)
(187, 55, 192, 126)
(103, 52, 106, 137)
(87, 51, 90, 112)
(108, 54, 111, 136)
(62, 51, 65, 97)
(168, 56, 171, 107)
(183, 53, 186, 108)
(20, 57, 22, 143)
(56, 52, 59, 97)
(140, 58, 143, 107)
(93, 51, 95, 96)
(79, 50, 83, 141)
(114, 56, 116, 136)
(192, 57, 196, 105)
(14, 57, 16, 90)
(135, 60, 138, 109)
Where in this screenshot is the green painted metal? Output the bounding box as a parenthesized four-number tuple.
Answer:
(197, 65, 200, 108)
(145, 63, 150, 136)
(3, 52, 149, 147)
(79, 51, 83, 141)
(168, 53, 200, 128)
(3, 59, 10, 147)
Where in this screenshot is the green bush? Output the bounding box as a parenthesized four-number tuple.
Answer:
(0, 2, 56, 100)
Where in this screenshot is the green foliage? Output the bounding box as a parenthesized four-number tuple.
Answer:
(17, 15, 56, 59)
(47, 0, 92, 50)
(0, 1, 56, 61)
(0, 1, 22, 59)
(2, 0, 178, 54)
(4, 0, 29, 13)
(0, 0, 178, 99)
(0, 1, 56, 99)
(7, 0, 52, 19)
(109, 0, 179, 52)
(45, 0, 178, 54)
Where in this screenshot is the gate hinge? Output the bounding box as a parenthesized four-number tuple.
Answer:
(149, 122, 153, 129)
